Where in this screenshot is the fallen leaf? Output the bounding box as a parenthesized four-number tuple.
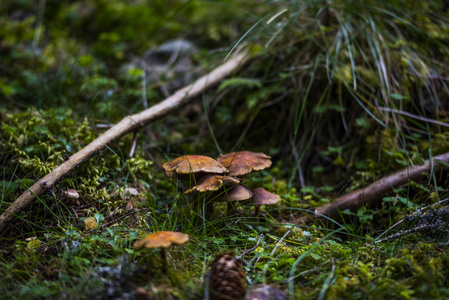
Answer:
(84, 217, 97, 230)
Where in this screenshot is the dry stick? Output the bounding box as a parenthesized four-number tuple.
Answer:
(378, 107, 449, 128)
(374, 197, 449, 241)
(0, 52, 248, 232)
(129, 131, 138, 158)
(294, 152, 449, 224)
(236, 234, 264, 259)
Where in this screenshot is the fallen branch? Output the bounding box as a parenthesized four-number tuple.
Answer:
(294, 152, 449, 224)
(0, 51, 248, 232)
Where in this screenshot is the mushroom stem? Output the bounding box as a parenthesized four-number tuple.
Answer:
(254, 205, 261, 217)
(205, 197, 214, 220)
(227, 202, 237, 215)
(160, 247, 167, 273)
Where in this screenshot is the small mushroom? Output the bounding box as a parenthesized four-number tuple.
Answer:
(184, 174, 241, 219)
(251, 188, 281, 217)
(217, 151, 271, 177)
(134, 231, 189, 272)
(163, 155, 228, 176)
(124, 187, 139, 210)
(217, 185, 253, 214)
(184, 174, 240, 194)
(63, 188, 80, 205)
(63, 189, 80, 199)
(124, 187, 139, 196)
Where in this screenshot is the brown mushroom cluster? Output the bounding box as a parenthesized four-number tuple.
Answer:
(162, 151, 281, 218)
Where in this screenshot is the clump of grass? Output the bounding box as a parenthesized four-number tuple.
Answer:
(213, 0, 449, 188)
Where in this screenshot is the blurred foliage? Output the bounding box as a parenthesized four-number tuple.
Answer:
(0, 0, 258, 118)
(208, 0, 449, 189)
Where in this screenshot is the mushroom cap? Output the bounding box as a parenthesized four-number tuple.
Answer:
(163, 155, 227, 175)
(184, 174, 241, 194)
(217, 151, 272, 177)
(134, 231, 189, 248)
(251, 188, 281, 205)
(165, 171, 200, 182)
(125, 187, 139, 196)
(217, 185, 253, 202)
(64, 189, 80, 199)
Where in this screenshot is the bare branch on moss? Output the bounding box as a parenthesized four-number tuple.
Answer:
(0, 51, 248, 232)
(294, 152, 449, 224)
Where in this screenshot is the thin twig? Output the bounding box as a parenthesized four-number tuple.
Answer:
(237, 234, 264, 259)
(129, 131, 138, 158)
(86, 210, 138, 234)
(203, 272, 211, 300)
(32, 0, 46, 51)
(293, 152, 449, 224)
(290, 137, 305, 190)
(141, 59, 149, 109)
(95, 124, 115, 129)
(375, 197, 449, 241)
(0, 51, 248, 232)
(378, 106, 449, 128)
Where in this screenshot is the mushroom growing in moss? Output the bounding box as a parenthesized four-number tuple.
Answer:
(251, 188, 281, 217)
(217, 185, 253, 215)
(163, 155, 229, 193)
(184, 174, 240, 194)
(63, 188, 80, 199)
(184, 174, 241, 219)
(134, 231, 189, 273)
(163, 155, 231, 220)
(63, 188, 80, 206)
(217, 151, 271, 177)
(163, 155, 227, 179)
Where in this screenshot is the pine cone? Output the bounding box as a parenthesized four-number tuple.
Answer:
(245, 284, 288, 300)
(209, 253, 247, 300)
